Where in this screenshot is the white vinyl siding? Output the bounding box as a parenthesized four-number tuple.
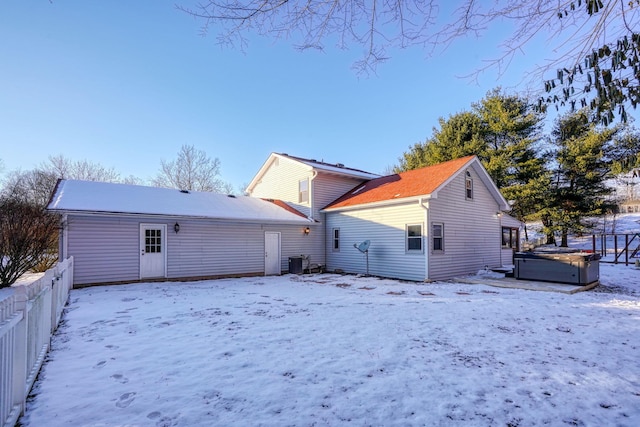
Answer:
(65, 216, 142, 285)
(427, 168, 502, 280)
(64, 214, 319, 286)
(325, 166, 503, 282)
(312, 173, 368, 220)
(326, 203, 426, 281)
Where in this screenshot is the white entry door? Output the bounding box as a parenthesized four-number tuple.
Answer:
(140, 224, 167, 279)
(264, 232, 281, 275)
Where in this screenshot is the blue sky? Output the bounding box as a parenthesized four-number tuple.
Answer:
(1, 1, 636, 191)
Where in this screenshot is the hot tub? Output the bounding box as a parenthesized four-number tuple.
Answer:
(513, 252, 600, 285)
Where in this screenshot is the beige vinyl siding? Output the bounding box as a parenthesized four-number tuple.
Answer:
(326, 203, 426, 281)
(427, 168, 502, 280)
(249, 157, 313, 218)
(249, 158, 368, 224)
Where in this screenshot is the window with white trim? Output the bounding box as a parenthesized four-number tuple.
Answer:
(432, 223, 444, 252)
(465, 171, 473, 200)
(298, 178, 309, 203)
(406, 224, 423, 252)
(332, 228, 340, 251)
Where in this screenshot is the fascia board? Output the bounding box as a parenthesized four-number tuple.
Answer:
(321, 195, 433, 213)
(53, 209, 314, 225)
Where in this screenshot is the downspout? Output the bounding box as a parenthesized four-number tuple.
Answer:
(59, 214, 68, 260)
(309, 170, 318, 221)
(419, 198, 429, 280)
(308, 169, 323, 267)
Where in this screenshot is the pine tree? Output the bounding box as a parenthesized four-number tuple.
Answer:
(397, 89, 548, 232)
(547, 109, 623, 246)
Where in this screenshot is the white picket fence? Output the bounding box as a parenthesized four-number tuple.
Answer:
(0, 257, 74, 427)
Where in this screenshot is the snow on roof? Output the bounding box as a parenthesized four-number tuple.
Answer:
(48, 180, 312, 223)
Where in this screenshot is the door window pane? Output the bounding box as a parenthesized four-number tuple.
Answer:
(145, 229, 162, 253)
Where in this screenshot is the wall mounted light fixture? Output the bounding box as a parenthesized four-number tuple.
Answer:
(304, 226, 310, 235)
(174, 222, 180, 233)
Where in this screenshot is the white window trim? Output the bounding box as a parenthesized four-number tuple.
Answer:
(332, 228, 340, 252)
(299, 178, 309, 204)
(432, 222, 444, 253)
(465, 171, 473, 200)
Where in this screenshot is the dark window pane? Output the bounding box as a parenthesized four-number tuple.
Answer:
(408, 225, 422, 237)
(433, 238, 443, 251)
(408, 238, 422, 250)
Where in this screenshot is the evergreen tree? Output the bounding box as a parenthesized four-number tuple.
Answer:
(396, 111, 484, 171)
(397, 89, 548, 234)
(547, 109, 623, 246)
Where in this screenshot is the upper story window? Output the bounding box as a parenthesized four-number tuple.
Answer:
(299, 178, 309, 203)
(406, 224, 423, 252)
(465, 171, 473, 200)
(332, 228, 340, 251)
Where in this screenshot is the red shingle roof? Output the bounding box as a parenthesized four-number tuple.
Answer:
(263, 198, 310, 219)
(324, 156, 476, 210)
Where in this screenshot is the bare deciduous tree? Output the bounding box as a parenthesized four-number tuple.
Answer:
(2, 155, 127, 208)
(0, 156, 140, 282)
(179, 0, 640, 123)
(152, 145, 233, 192)
(0, 197, 59, 287)
(44, 154, 122, 182)
(2, 169, 59, 207)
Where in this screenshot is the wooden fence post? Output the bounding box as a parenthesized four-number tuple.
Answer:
(625, 234, 630, 266)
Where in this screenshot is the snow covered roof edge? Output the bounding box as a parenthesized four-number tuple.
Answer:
(48, 180, 312, 223)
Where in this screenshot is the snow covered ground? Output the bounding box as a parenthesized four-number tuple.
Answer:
(20, 263, 640, 427)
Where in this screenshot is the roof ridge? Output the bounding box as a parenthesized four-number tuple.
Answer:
(394, 155, 476, 176)
(323, 155, 477, 210)
(277, 152, 378, 176)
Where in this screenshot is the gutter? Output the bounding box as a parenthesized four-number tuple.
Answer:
(47, 209, 314, 225)
(322, 194, 433, 214)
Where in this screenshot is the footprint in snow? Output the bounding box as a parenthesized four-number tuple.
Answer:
(111, 373, 129, 384)
(94, 360, 107, 368)
(115, 392, 136, 408)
